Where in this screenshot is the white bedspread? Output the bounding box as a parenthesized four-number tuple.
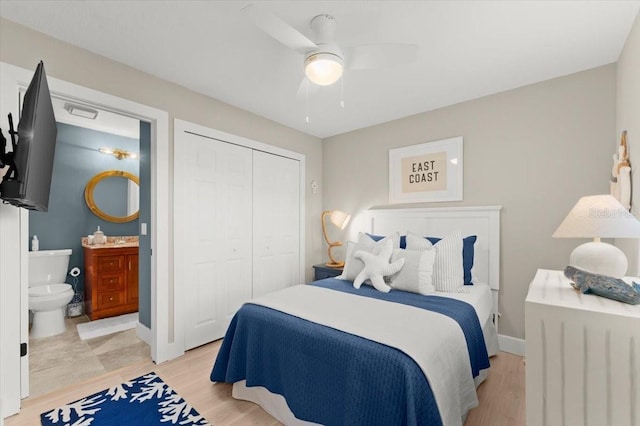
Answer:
(433, 282, 493, 327)
(250, 284, 478, 426)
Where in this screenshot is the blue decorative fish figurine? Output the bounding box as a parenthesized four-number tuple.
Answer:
(564, 265, 640, 305)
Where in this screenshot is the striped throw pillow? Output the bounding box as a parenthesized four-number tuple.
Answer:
(406, 230, 465, 292)
(389, 248, 437, 295)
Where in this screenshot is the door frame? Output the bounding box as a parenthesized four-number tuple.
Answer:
(0, 62, 170, 417)
(173, 119, 306, 357)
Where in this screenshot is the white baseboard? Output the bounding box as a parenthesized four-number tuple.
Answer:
(498, 334, 525, 356)
(136, 321, 152, 346)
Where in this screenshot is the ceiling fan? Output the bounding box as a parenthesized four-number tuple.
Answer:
(242, 4, 418, 91)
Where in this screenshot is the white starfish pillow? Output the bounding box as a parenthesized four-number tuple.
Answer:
(353, 246, 406, 293)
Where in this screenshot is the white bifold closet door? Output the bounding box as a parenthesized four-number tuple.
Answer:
(176, 132, 253, 350)
(176, 132, 301, 351)
(252, 151, 301, 298)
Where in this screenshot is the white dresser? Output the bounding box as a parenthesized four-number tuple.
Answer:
(525, 269, 640, 426)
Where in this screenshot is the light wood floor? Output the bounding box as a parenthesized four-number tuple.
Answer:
(6, 340, 525, 426)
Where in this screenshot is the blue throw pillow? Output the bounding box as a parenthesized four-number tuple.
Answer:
(367, 233, 476, 285)
(368, 233, 406, 248)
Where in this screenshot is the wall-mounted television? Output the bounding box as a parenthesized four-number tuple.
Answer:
(0, 61, 57, 211)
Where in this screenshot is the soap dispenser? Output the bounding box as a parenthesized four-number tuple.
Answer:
(94, 226, 106, 245)
(31, 235, 39, 251)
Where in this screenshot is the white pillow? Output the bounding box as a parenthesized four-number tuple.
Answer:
(341, 232, 398, 281)
(337, 241, 355, 279)
(353, 241, 404, 293)
(405, 231, 431, 251)
(406, 230, 465, 292)
(389, 248, 436, 295)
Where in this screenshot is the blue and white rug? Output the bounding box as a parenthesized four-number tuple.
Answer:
(40, 372, 211, 425)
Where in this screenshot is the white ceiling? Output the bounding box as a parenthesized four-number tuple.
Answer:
(1, 1, 639, 139)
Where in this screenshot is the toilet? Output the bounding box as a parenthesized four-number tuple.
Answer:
(29, 249, 75, 338)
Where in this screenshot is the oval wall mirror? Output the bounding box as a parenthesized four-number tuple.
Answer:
(85, 170, 140, 223)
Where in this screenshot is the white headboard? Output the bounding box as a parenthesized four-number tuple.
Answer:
(364, 206, 502, 316)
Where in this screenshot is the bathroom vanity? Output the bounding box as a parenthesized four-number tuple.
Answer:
(82, 236, 139, 320)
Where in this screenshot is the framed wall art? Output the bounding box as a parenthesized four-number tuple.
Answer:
(389, 136, 463, 204)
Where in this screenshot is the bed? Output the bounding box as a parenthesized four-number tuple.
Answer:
(211, 206, 501, 426)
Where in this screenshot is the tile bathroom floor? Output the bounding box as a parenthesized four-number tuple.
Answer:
(28, 315, 150, 398)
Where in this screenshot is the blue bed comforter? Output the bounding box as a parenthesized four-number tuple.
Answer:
(210, 278, 490, 426)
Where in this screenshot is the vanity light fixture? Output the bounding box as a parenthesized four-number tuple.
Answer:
(64, 103, 99, 120)
(99, 147, 138, 160)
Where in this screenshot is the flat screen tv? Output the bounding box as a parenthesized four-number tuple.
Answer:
(0, 61, 57, 211)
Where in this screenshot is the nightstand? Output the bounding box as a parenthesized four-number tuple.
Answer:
(312, 263, 344, 281)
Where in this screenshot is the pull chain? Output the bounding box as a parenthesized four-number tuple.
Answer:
(305, 79, 310, 124)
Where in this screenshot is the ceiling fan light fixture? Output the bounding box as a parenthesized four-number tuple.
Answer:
(304, 52, 343, 86)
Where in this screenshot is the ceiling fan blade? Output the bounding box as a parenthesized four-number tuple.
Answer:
(242, 4, 317, 53)
(344, 44, 418, 70)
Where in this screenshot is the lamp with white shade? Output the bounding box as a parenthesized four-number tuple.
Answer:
(553, 194, 640, 278)
(321, 210, 351, 268)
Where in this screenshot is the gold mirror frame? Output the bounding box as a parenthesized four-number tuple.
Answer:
(85, 170, 140, 223)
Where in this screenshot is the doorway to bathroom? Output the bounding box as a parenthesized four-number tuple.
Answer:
(0, 62, 170, 418)
(27, 102, 152, 398)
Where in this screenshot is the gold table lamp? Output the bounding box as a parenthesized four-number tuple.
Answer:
(322, 210, 351, 268)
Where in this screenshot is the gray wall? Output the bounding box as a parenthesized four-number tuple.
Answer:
(29, 122, 139, 295)
(323, 65, 616, 340)
(616, 12, 640, 275)
(4, 15, 625, 343)
(0, 17, 325, 289)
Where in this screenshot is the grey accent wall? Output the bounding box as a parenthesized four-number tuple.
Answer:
(138, 121, 151, 328)
(323, 65, 616, 340)
(29, 122, 139, 294)
(615, 12, 640, 275)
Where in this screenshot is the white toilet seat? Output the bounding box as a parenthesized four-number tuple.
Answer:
(28, 249, 74, 338)
(29, 284, 75, 338)
(29, 283, 72, 297)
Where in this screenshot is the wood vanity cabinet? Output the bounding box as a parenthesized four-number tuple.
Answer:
(83, 245, 139, 320)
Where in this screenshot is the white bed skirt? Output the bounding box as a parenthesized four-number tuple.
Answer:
(482, 315, 499, 357)
(233, 380, 321, 426)
(233, 368, 490, 426)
